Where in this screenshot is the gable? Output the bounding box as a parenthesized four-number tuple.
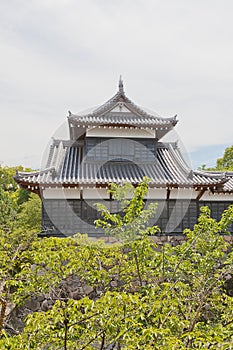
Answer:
(109, 102, 132, 113)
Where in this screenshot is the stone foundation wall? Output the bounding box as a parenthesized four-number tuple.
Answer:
(93, 234, 233, 247)
(5, 275, 95, 334)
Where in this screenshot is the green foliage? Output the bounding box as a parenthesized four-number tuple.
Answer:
(95, 177, 159, 241)
(0, 165, 42, 334)
(0, 166, 19, 192)
(0, 228, 38, 335)
(215, 145, 233, 171)
(16, 193, 41, 231)
(0, 165, 41, 233)
(0, 178, 233, 348)
(0, 165, 31, 193)
(200, 145, 233, 171)
(0, 187, 18, 232)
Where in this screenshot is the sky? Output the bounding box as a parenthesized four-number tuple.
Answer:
(0, 0, 232, 170)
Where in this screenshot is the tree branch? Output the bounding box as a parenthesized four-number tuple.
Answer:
(0, 297, 7, 332)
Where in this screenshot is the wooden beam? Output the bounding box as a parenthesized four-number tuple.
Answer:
(166, 188, 170, 200)
(196, 188, 206, 200)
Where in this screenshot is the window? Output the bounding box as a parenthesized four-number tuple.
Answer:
(85, 137, 157, 162)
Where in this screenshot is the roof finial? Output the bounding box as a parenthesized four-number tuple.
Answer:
(119, 75, 124, 93)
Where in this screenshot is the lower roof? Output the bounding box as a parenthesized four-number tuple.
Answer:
(15, 140, 233, 193)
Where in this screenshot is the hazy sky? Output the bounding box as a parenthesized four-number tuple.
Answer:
(0, 0, 232, 169)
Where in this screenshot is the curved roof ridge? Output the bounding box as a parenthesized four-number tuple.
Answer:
(194, 169, 227, 180)
(168, 143, 191, 176)
(69, 90, 123, 119)
(92, 90, 123, 114)
(16, 167, 55, 177)
(206, 170, 233, 176)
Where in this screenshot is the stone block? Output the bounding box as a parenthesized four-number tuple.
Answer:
(41, 299, 50, 312)
(83, 285, 94, 295)
(24, 298, 40, 312)
(110, 280, 118, 287)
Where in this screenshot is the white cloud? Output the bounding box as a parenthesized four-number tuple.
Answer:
(0, 0, 233, 168)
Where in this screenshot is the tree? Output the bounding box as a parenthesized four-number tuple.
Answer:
(0, 165, 41, 232)
(0, 166, 42, 334)
(0, 180, 233, 349)
(215, 145, 233, 171)
(0, 187, 18, 232)
(0, 228, 38, 335)
(200, 145, 233, 171)
(95, 177, 159, 241)
(16, 193, 41, 231)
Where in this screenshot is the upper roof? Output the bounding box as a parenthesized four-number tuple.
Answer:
(68, 78, 178, 140)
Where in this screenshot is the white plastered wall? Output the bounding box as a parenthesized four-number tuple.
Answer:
(83, 188, 109, 199)
(200, 191, 233, 201)
(42, 187, 232, 202)
(86, 127, 155, 138)
(147, 188, 166, 199)
(43, 188, 80, 199)
(169, 188, 197, 200)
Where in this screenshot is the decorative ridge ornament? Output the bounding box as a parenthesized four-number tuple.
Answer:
(118, 75, 124, 93)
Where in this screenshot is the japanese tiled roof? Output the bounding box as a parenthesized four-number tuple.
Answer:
(206, 171, 233, 193)
(15, 140, 233, 192)
(68, 78, 177, 130)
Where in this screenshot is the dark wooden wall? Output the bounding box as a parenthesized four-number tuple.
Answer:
(42, 199, 233, 237)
